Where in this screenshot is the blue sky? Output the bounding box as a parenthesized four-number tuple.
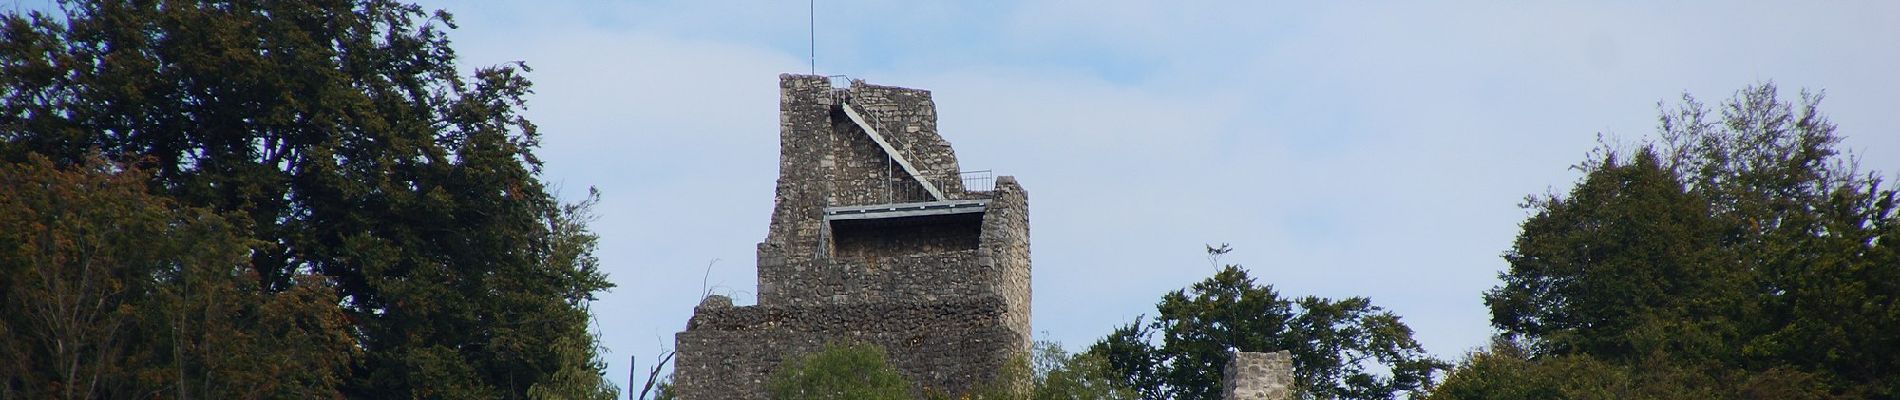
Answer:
(412, 0, 1900, 392)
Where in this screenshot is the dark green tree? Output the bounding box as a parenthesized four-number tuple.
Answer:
(1485, 149, 1743, 363)
(0, 154, 353, 398)
(1428, 336, 1629, 400)
(1430, 336, 1840, 400)
(1664, 85, 1900, 396)
(1090, 246, 1448, 400)
(1092, 318, 1164, 399)
(0, 1, 615, 398)
(1460, 82, 1899, 398)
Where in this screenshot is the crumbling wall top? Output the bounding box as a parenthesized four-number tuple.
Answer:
(1224, 351, 1295, 400)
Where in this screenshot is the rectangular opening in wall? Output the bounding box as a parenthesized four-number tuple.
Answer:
(829, 211, 983, 260)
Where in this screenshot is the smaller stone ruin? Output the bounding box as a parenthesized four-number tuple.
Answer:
(1224, 351, 1296, 400)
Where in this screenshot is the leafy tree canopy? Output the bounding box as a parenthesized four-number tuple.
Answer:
(0, 154, 354, 398)
(770, 343, 914, 400)
(1027, 340, 1139, 400)
(953, 340, 1138, 400)
(1, 0, 616, 397)
(1465, 82, 1898, 398)
(1090, 246, 1448, 400)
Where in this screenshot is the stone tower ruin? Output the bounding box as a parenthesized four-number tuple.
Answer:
(671, 74, 1032, 398)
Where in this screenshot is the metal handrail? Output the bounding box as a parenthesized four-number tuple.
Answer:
(957, 170, 995, 192)
(823, 170, 996, 206)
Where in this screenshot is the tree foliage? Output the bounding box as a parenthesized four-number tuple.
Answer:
(1464, 82, 1899, 398)
(1431, 336, 1839, 400)
(0, 0, 615, 397)
(922, 340, 1135, 400)
(1090, 247, 1448, 400)
(1027, 340, 1139, 400)
(774, 340, 1133, 400)
(1486, 148, 1739, 361)
(769, 343, 914, 400)
(0, 154, 353, 398)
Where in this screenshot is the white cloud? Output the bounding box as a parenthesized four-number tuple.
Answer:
(424, 0, 1900, 391)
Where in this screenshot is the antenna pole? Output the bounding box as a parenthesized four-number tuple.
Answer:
(809, 0, 816, 75)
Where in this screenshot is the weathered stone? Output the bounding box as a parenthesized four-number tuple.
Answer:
(672, 74, 1032, 399)
(695, 295, 732, 312)
(1223, 351, 1295, 400)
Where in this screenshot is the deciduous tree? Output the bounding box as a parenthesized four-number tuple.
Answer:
(0, 1, 615, 397)
(0, 154, 352, 398)
(1460, 82, 1898, 397)
(1091, 246, 1447, 400)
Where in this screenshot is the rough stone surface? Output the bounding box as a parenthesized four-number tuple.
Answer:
(672, 74, 1031, 399)
(1223, 351, 1295, 400)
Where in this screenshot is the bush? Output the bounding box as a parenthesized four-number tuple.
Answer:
(769, 343, 914, 400)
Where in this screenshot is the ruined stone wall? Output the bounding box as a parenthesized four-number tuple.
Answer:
(843, 81, 962, 189)
(1223, 351, 1295, 400)
(760, 76, 977, 301)
(977, 177, 1032, 347)
(821, 81, 963, 207)
(777, 250, 985, 305)
(824, 113, 919, 206)
(673, 75, 1032, 399)
(673, 296, 1021, 398)
(758, 75, 837, 288)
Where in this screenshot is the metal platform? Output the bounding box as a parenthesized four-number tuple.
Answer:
(823, 199, 990, 221)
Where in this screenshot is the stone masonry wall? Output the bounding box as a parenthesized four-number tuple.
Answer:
(1223, 351, 1295, 400)
(759, 75, 975, 302)
(673, 296, 1022, 398)
(978, 177, 1031, 348)
(673, 75, 1031, 399)
(759, 75, 837, 282)
(758, 74, 1014, 307)
(843, 81, 963, 190)
(776, 250, 986, 305)
(823, 81, 964, 207)
(824, 116, 921, 206)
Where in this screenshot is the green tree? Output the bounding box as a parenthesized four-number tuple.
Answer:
(1029, 340, 1138, 400)
(0, 1, 615, 397)
(1485, 149, 1742, 362)
(1430, 336, 1839, 400)
(526, 325, 621, 400)
(1667, 85, 1900, 397)
(0, 154, 352, 398)
(769, 343, 914, 400)
(1091, 319, 1163, 399)
(949, 340, 1134, 400)
(1428, 336, 1626, 400)
(1090, 246, 1448, 400)
(1459, 82, 1899, 398)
